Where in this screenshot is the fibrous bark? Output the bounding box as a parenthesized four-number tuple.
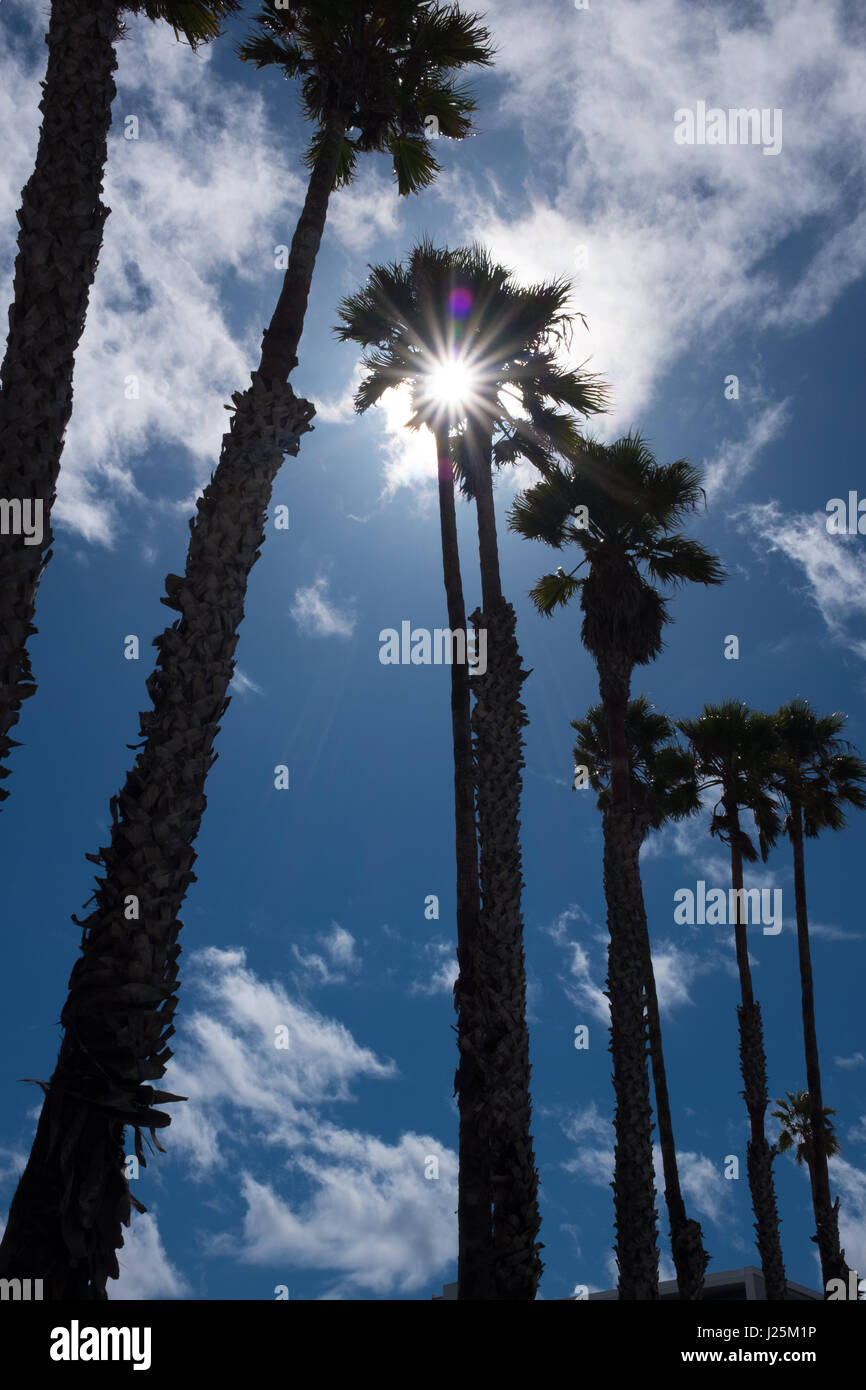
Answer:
(470, 597, 542, 1300)
(602, 801, 660, 1300)
(433, 429, 492, 1300)
(0, 377, 314, 1297)
(0, 0, 118, 801)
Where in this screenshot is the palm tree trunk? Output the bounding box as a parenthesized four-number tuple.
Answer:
(469, 436, 541, 1300)
(789, 801, 850, 1294)
(433, 425, 492, 1301)
(0, 110, 351, 1300)
(726, 801, 787, 1300)
(258, 111, 346, 380)
(0, 0, 119, 802)
(639, 898, 709, 1298)
(599, 663, 659, 1299)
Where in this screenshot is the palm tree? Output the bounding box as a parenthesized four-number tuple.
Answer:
(771, 699, 866, 1294)
(442, 249, 605, 1300)
(0, 0, 243, 804)
(0, 1, 494, 1301)
(572, 696, 710, 1298)
(677, 701, 788, 1300)
(335, 241, 605, 1298)
(509, 434, 724, 1298)
(335, 242, 490, 1298)
(773, 1090, 841, 1169)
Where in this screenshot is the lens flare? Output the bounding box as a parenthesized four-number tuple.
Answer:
(449, 287, 473, 319)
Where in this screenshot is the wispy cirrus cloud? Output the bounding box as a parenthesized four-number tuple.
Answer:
(290, 576, 356, 638)
(736, 502, 866, 651)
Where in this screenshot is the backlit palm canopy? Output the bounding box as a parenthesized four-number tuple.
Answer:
(509, 433, 724, 670)
(572, 695, 700, 835)
(678, 701, 781, 866)
(120, 1, 242, 43)
(773, 1091, 841, 1169)
(335, 239, 606, 462)
(772, 699, 866, 838)
(240, 1, 494, 194)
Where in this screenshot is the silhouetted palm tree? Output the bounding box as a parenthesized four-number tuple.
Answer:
(0, 1, 493, 1301)
(771, 698, 866, 1294)
(336, 240, 605, 1298)
(335, 242, 489, 1297)
(510, 434, 724, 1298)
(0, 0, 242, 802)
(678, 701, 787, 1300)
(773, 1090, 841, 1169)
(572, 696, 710, 1298)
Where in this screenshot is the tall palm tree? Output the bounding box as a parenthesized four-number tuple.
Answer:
(335, 240, 605, 1298)
(442, 249, 605, 1301)
(0, 0, 243, 804)
(771, 699, 866, 1294)
(677, 700, 788, 1300)
(572, 696, 710, 1299)
(509, 434, 724, 1298)
(336, 242, 490, 1298)
(0, 2, 494, 1301)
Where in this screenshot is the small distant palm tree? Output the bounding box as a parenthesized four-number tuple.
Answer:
(771, 699, 866, 1294)
(510, 434, 724, 1298)
(572, 696, 710, 1298)
(678, 701, 788, 1300)
(0, 0, 242, 803)
(772, 1091, 841, 1169)
(0, 1, 494, 1302)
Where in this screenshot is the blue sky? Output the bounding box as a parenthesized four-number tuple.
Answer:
(1, 0, 865, 1300)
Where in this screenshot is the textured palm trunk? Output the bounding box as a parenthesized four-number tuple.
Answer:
(433, 425, 492, 1301)
(0, 112, 350, 1300)
(599, 662, 659, 1300)
(0, 0, 118, 802)
(469, 432, 541, 1300)
(726, 799, 787, 1300)
(637, 880, 708, 1298)
(789, 802, 849, 1295)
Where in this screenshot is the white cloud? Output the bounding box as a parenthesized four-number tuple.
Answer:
(410, 939, 458, 996)
(156, 948, 459, 1295)
(737, 502, 866, 646)
(292, 923, 361, 985)
(546, 905, 610, 1025)
(326, 167, 401, 253)
(113, 1210, 191, 1301)
(437, 0, 866, 445)
(827, 1156, 866, 1287)
(562, 1105, 730, 1234)
(1, 16, 309, 544)
(702, 399, 792, 499)
(229, 1126, 456, 1297)
(166, 946, 395, 1175)
(229, 668, 263, 697)
(836, 1052, 866, 1070)
(290, 576, 356, 638)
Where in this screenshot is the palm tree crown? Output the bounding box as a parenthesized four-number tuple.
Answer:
(772, 698, 866, 836)
(239, 2, 495, 193)
(773, 1091, 841, 1169)
(120, 2, 242, 44)
(677, 701, 781, 865)
(335, 239, 606, 468)
(572, 695, 699, 835)
(509, 433, 725, 671)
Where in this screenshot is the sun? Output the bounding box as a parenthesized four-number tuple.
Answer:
(426, 357, 477, 410)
